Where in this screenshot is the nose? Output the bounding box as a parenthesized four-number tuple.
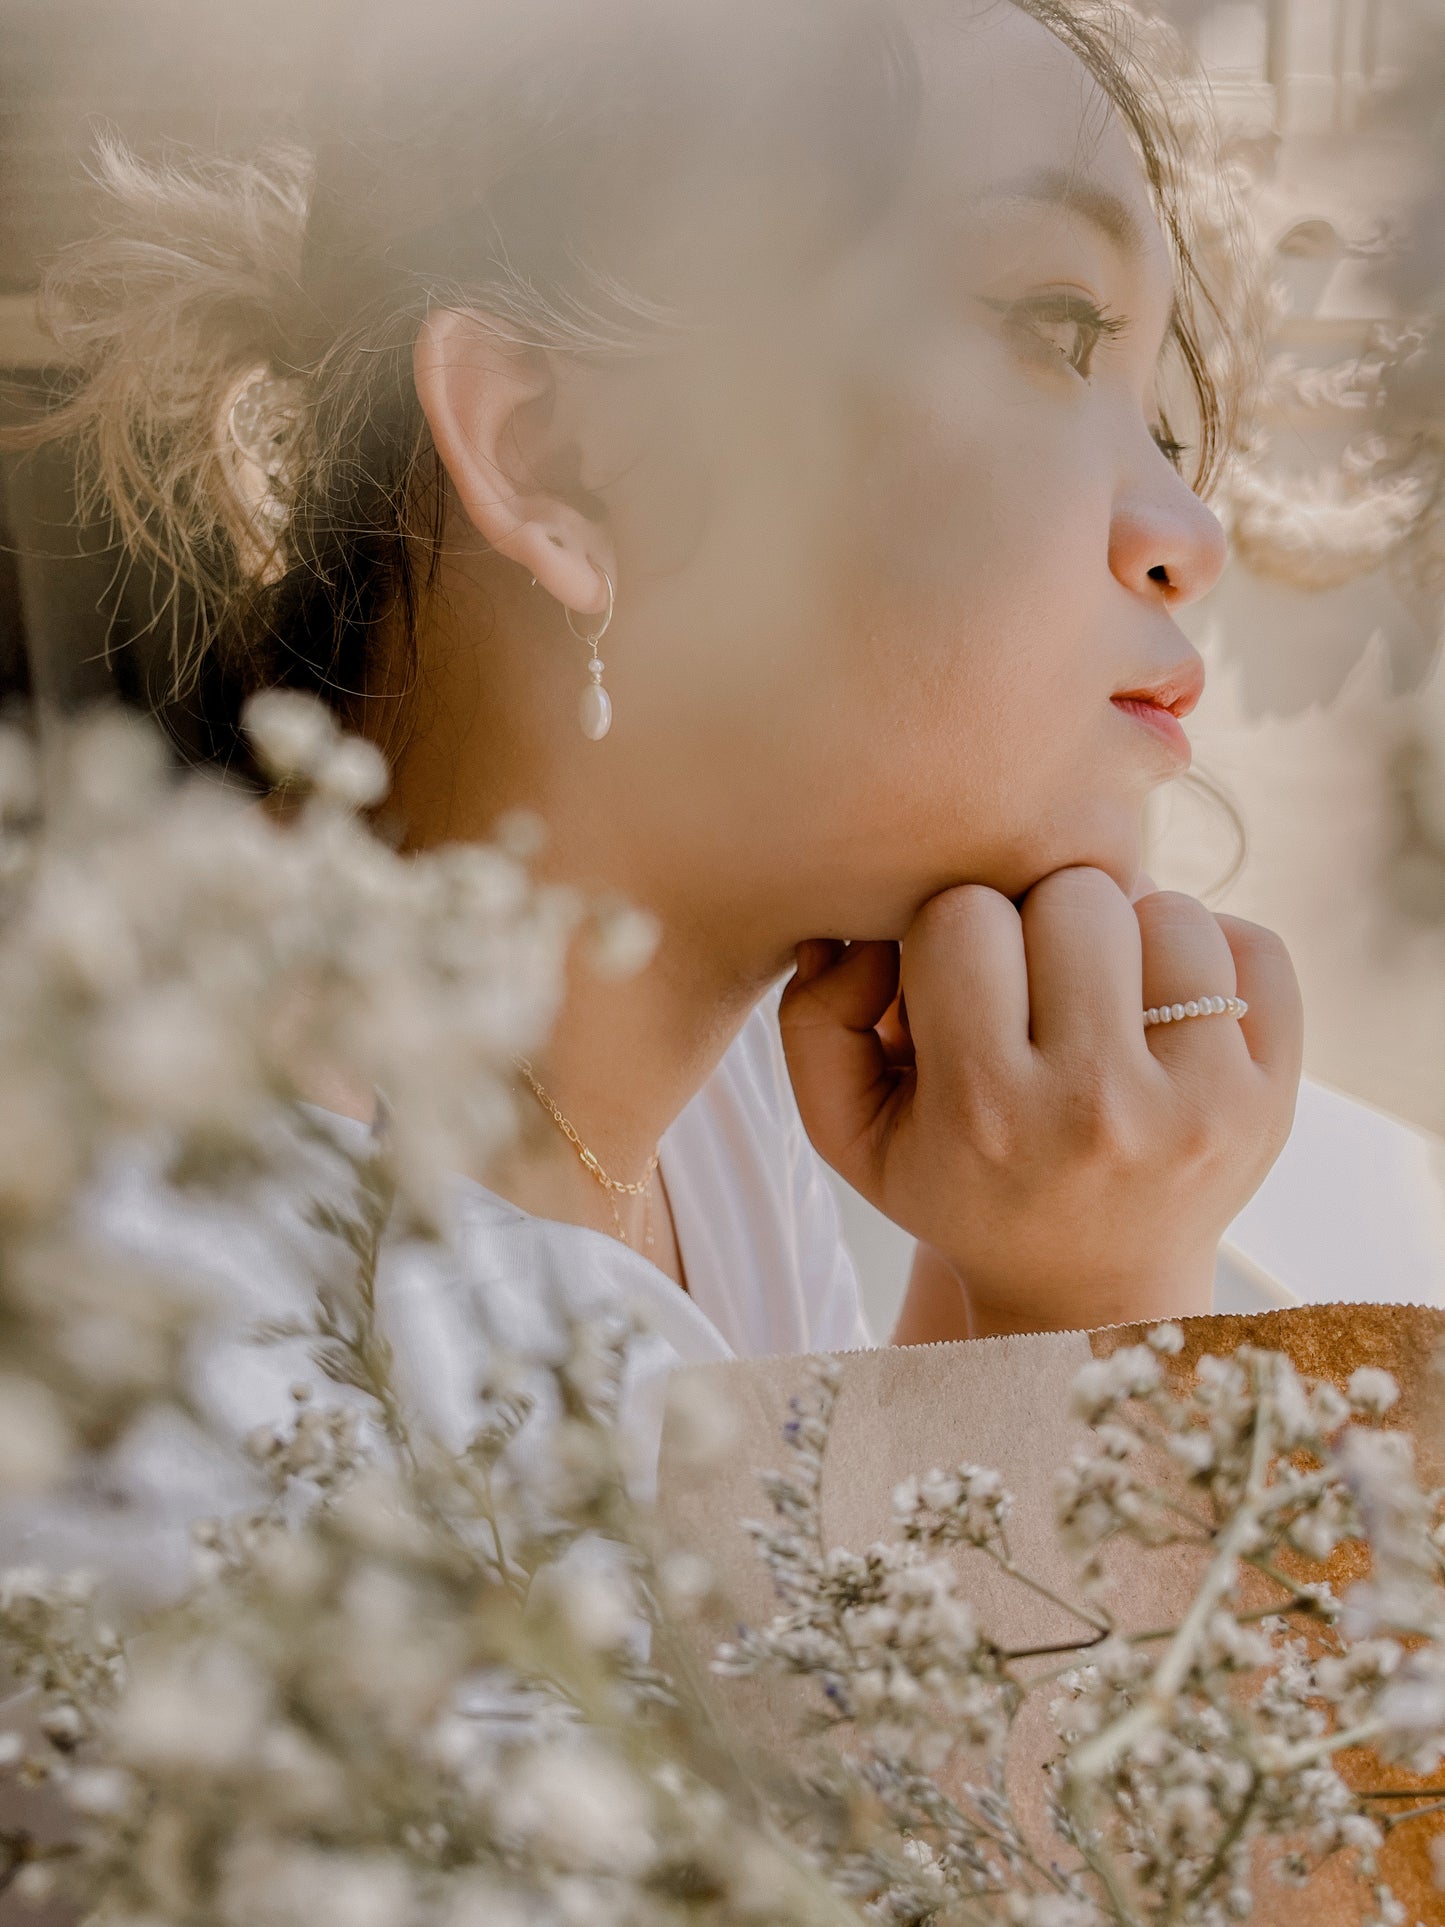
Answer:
(1108, 463, 1229, 610)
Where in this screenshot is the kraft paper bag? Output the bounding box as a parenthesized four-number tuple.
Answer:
(655, 1303, 1445, 1924)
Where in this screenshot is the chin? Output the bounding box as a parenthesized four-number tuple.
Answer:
(1002, 816, 1146, 906)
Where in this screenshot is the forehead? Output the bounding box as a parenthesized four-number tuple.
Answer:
(905, 1, 1172, 281)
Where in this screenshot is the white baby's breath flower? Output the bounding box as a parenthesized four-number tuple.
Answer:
(1069, 1345, 1162, 1422)
(1348, 1367, 1401, 1416)
(92, 983, 261, 1133)
(532, 1558, 637, 1653)
(219, 1841, 413, 1927)
(28, 862, 141, 996)
(1292, 1509, 1348, 1561)
(114, 1640, 271, 1771)
(495, 1738, 654, 1874)
(40, 1701, 85, 1749)
(242, 688, 337, 784)
(61, 708, 169, 822)
(584, 898, 662, 979)
(657, 1550, 714, 1615)
(0, 1067, 80, 1227)
(10, 1864, 55, 1906)
(1167, 1429, 1216, 1475)
(1310, 1380, 1351, 1433)
(892, 1474, 921, 1520)
(63, 1766, 134, 1815)
(1009, 1897, 1104, 1927)
(919, 1466, 962, 1510)
(252, 1723, 348, 1825)
(0, 1374, 73, 1493)
(1376, 1648, 1445, 1770)
(315, 736, 390, 810)
(439, 1874, 535, 1927)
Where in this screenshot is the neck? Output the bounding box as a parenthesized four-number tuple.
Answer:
(361, 578, 794, 1233)
(472, 890, 788, 1253)
(503, 922, 780, 1190)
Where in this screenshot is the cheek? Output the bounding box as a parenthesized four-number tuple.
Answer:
(835, 330, 1108, 746)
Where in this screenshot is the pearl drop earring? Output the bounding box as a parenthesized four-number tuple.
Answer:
(565, 567, 616, 741)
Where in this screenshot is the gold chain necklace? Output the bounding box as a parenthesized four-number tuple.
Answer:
(512, 1057, 658, 1254)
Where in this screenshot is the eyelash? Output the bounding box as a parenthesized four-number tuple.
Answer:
(981, 291, 1192, 473)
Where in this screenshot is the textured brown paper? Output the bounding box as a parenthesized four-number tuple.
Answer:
(656, 1303, 1445, 1924)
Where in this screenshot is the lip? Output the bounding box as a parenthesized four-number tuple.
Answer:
(1110, 655, 1205, 768)
(1111, 695, 1192, 766)
(1112, 655, 1206, 719)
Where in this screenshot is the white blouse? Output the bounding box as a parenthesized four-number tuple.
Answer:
(1, 982, 874, 1597)
(361, 977, 875, 1500)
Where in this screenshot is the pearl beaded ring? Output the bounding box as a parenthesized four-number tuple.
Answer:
(1143, 995, 1248, 1028)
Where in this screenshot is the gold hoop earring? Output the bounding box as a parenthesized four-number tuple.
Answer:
(565, 568, 616, 741)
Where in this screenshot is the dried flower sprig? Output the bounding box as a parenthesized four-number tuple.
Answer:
(0, 698, 858, 1927)
(719, 1337, 1445, 1925)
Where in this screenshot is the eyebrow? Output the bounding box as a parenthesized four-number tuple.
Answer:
(973, 166, 1152, 262)
(970, 165, 1181, 346)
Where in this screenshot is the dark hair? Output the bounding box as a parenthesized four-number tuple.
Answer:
(5, 0, 1243, 766)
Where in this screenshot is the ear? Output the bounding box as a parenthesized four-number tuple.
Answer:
(412, 306, 613, 619)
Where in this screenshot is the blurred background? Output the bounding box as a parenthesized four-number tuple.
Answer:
(0, 0, 1442, 1335)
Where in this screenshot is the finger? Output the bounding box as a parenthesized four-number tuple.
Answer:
(1136, 890, 1242, 1066)
(899, 884, 1031, 1088)
(1130, 868, 1159, 904)
(791, 937, 845, 987)
(1213, 913, 1305, 1081)
(778, 939, 900, 1164)
(875, 982, 915, 1070)
(1017, 867, 1144, 1059)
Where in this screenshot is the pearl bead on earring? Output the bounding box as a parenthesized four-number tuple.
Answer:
(565, 568, 616, 741)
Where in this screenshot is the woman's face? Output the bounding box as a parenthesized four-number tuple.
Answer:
(470, 1, 1229, 948)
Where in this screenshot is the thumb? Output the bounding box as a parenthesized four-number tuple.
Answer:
(778, 939, 900, 1180)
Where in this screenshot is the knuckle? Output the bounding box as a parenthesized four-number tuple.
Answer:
(1058, 1067, 1143, 1163)
(1133, 888, 1215, 937)
(775, 975, 828, 1035)
(1218, 913, 1296, 971)
(1170, 1096, 1224, 1169)
(1026, 865, 1119, 914)
(954, 1086, 1018, 1167)
(1215, 911, 1275, 945)
(910, 882, 1004, 940)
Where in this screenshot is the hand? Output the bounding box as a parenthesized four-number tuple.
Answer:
(778, 868, 1304, 1336)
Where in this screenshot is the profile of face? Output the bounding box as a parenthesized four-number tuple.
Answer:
(410, 0, 1229, 957)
